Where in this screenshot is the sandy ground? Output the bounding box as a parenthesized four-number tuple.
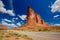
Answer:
(11, 30, 60, 40)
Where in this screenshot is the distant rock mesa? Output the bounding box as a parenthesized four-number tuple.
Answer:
(0, 25, 10, 30)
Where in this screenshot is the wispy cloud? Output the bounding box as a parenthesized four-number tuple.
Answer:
(12, 17, 18, 20)
(0, 0, 15, 16)
(3, 19, 12, 22)
(18, 15, 27, 20)
(2, 18, 22, 27)
(51, 0, 60, 13)
(54, 15, 60, 18)
(53, 24, 60, 26)
(2, 20, 17, 27)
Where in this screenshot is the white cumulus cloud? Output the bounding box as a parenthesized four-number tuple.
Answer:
(6, 10, 15, 16)
(0, 0, 15, 16)
(51, 0, 60, 13)
(18, 15, 27, 20)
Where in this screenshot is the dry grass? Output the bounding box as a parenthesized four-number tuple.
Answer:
(0, 30, 33, 40)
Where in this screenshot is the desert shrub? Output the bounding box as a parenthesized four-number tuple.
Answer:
(5, 35, 11, 38)
(0, 35, 4, 40)
(21, 35, 33, 40)
(38, 29, 42, 31)
(43, 28, 49, 31)
(9, 32, 14, 36)
(17, 34, 21, 37)
(14, 33, 21, 37)
(14, 33, 18, 36)
(21, 35, 28, 38)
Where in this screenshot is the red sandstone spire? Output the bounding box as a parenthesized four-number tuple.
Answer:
(26, 6, 37, 25)
(26, 6, 44, 26)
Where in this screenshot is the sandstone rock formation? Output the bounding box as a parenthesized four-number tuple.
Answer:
(13, 6, 50, 30)
(26, 6, 50, 27)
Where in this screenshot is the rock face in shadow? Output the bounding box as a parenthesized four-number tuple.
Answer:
(13, 6, 50, 30)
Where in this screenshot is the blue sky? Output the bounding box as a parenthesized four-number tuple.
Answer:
(0, 0, 60, 27)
